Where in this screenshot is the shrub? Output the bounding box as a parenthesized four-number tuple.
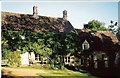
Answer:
(7, 50, 21, 67)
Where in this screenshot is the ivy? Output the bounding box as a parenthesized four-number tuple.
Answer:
(2, 29, 81, 68)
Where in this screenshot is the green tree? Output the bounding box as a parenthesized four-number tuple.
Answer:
(7, 50, 21, 67)
(2, 28, 80, 68)
(2, 29, 53, 67)
(85, 20, 108, 31)
(108, 20, 118, 34)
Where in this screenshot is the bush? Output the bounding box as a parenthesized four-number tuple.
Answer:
(7, 50, 21, 67)
(48, 55, 66, 70)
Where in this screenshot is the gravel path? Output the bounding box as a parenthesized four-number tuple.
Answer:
(1, 67, 48, 77)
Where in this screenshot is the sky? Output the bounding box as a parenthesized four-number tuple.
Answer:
(1, 1, 119, 29)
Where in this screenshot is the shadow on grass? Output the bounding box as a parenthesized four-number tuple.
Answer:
(65, 65, 120, 78)
(85, 67, 120, 78)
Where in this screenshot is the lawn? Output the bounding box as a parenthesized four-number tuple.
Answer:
(34, 66, 96, 78)
(37, 71, 96, 78)
(2, 65, 97, 78)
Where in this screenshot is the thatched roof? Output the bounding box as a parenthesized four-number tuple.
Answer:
(95, 31, 118, 43)
(76, 29, 119, 43)
(1, 12, 76, 33)
(75, 29, 120, 52)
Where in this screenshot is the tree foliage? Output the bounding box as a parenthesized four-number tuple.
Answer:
(85, 20, 108, 31)
(7, 50, 21, 67)
(108, 20, 118, 34)
(2, 29, 81, 68)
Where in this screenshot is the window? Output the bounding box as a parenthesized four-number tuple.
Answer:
(84, 43, 89, 49)
(35, 54, 40, 61)
(65, 57, 67, 62)
(82, 40, 90, 50)
(68, 57, 70, 62)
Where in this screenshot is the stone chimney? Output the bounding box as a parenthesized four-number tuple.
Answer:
(33, 5, 38, 19)
(63, 10, 67, 20)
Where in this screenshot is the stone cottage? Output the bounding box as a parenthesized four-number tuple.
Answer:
(1, 4, 120, 67)
(1, 5, 77, 65)
(72, 28, 120, 68)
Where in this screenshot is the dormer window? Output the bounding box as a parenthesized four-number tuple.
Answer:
(82, 40, 90, 50)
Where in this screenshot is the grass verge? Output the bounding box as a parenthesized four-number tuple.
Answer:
(36, 69, 96, 78)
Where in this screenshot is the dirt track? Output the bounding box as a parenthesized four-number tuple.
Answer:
(1, 67, 47, 77)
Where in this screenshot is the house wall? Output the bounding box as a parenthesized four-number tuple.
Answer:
(29, 52, 35, 63)
(20, 52, 36, 65)
(30, 52, 35, 60)
(20, 52, 29, 65)
(64, 56, 81, 66)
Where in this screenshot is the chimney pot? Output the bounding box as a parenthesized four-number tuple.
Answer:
(63, 10, 67, 20)
(33, 5, 38, 19)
